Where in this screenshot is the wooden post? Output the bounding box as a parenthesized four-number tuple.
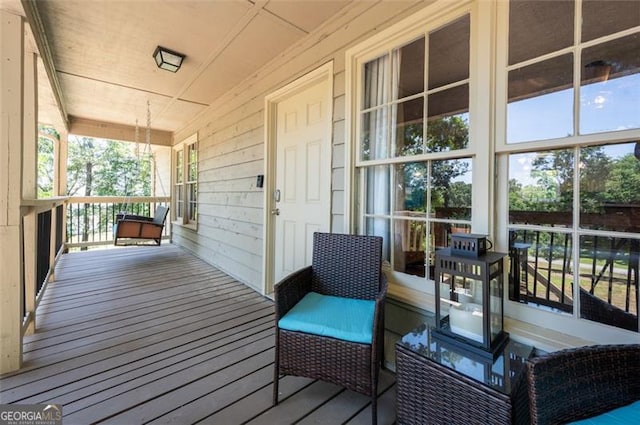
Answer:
(23, 50, 38, 335)
(0, 11, 25, 373)
(57, 132, 68, 253)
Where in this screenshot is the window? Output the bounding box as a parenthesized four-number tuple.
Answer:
(354, 11, 473, 290)
(174, 149, 184, 219)
(500, 0, 640, 332)
(173, 134, 198, 226)
(505, 0, 639, 143)
(187, 142, 198, 222)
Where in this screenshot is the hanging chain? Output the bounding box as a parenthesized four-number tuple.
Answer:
(134, 119, 140, 158)
(145, 100, 152, 156)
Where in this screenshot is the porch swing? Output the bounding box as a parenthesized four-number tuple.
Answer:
(114, 101, 169, 246)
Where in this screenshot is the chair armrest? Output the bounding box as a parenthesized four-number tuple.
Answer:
(372, 273, 388, 340)
(376, 272, 388, 302)
(527, 344, 640, 424)
(274, 265, 313, 321)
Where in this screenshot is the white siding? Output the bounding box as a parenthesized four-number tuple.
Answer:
(172, 1, 428, 289)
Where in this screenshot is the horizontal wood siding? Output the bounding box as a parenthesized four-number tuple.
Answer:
(173, 1, 428, 290)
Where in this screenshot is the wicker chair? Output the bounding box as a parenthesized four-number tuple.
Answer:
(273, 232, 387, 425)
(579, 288, 638, 332)
(526, 344, 640, 424)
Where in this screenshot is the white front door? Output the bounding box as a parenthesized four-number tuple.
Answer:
(271, 73, 332, 285)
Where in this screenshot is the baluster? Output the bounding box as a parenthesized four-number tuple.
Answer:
(533, 231, 541, 299)
(608, 237, 615, 304)
(591, 236, 598, 293)
(546, 232, 555, 301)
(560, 234, 570, 305)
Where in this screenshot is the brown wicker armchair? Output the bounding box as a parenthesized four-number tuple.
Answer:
(273, 232, 387, 425)
(526, 344, 640, 424)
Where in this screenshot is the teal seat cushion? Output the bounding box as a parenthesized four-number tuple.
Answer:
(569, 400, 640, 424)
(278, 292, 376, 344)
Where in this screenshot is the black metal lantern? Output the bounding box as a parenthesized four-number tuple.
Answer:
(433, 236, 509, 357)
(153, 46, 185, 73)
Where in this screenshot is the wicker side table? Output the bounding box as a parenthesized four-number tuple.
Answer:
(395, 324, 533, 425)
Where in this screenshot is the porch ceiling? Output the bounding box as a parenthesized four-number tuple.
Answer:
(5, 0, 350, 138)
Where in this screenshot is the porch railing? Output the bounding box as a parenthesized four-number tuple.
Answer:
(65, 196, 170, 249)
(21, 197, 67, 335)
(509, 228, 639, 332)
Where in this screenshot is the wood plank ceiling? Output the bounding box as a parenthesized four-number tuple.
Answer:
(3, 0, 350, 137)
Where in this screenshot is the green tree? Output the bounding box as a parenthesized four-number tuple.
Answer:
(530, 149, 574, 212)
(398, 117, 471, 215)
(37, 137, 54, 198)
(66, 136, 152, 248)
(426, 115, 469, 152)
(580, 146, 613, 214)
(93, 141, 151, 196)
(603, 154, 640, 204)
(66, 137, 150, 197)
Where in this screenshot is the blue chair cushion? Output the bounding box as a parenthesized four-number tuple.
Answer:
(277, 292, 376, 344)
(569, 400, 640, 424)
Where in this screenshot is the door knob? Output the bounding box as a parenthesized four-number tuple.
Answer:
(271, 208, 280, 216)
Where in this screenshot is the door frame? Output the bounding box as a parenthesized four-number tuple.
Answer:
(262, 61, 334, 296)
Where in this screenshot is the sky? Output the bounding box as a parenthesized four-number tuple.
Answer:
(507, 72, 639, 186)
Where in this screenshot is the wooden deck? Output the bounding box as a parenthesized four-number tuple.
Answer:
(0, 245, 396, 424)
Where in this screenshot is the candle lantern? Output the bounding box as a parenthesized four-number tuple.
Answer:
(434, 234, 509, 357)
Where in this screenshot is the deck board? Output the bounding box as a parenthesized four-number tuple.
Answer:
(0, 245, 396, 424)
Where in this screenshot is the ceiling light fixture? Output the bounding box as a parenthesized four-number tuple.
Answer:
(153, 46, 185, 73)
(584, 60, 611, 83)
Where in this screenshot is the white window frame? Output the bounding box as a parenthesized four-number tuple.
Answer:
(494, 0, 640, 342)
(345, 0, 495, 307)
(172, 133, 198, 229)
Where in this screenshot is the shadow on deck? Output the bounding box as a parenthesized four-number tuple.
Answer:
(0, 244, 396, 424)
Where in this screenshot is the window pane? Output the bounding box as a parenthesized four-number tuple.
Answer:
(582, 0, 640, 42)
(176, 151, 183, 183)
(394, 219, 426, 277)
(508, 0, 574, 65)
(394, 162, 427, 216)
(394, 98, 424, 157)
(175, 186, 183, 218)
(361, 107, 388, 160)
(189, 143, 198, 181)
(428, 14, 470, 89)
(509, 150, 574, 227)
(366, 217, 391, 262)
(431, 158, 472, 220)
(507, 54, 574, 143)
(427, 85, 469, 152)
(363, 55, 389, 109)
(394, 37, 425, 99)
(189, 143, 198, 163)
(580, 142, 640, 232)
(429, 222, 471, 279)
(365, 165, 390, 215)
(580, 34, 640, 134)
(188, 183, 197, 221)
(508, 229, 574, 314)
(579, 235, 638, 331)
(431, 222, 471, 250)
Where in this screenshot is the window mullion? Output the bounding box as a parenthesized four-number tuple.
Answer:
(573, 0, 582, 138)
(572, 146, 581, 319)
